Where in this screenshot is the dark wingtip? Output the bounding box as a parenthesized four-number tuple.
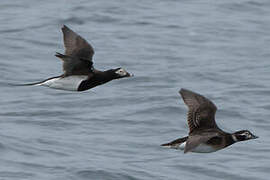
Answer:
(179, 88, 190, 95)
(62, 24, 67, 29)
(179, 88, 188, 98)
(61, 25, 71, 33)
(179, 88, 198, 100)
(180, 88, 186, 92)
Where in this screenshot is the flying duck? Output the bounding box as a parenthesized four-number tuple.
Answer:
(161, 88, 258, 153)
(25, 25, 132, 91)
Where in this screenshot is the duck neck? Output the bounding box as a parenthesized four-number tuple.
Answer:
(77, 70, 115, 91)
(223, 134, 237, 148)
(102, 69, 118, 80)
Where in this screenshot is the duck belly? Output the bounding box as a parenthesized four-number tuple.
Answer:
(191, 143, 218, 153)
(40, 76, 88, 91)
(177, 142, 218, 153)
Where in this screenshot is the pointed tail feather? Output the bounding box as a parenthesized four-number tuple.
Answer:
(9, 80, 46, 86)
(161, 142, 172, 147)
(161, 136, 188, 147)
(9, 76, 61, 86)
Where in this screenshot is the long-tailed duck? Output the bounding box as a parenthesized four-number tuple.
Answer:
(161, 88, 258, 153)
(24, 25, 132, 91)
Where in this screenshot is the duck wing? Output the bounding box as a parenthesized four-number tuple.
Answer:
(55, 25, 95, 76)
(179, 88, 219, 133)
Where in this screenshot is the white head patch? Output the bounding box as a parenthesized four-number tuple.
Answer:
(115, 68, 128, 76)
(241, 131, 252, 138)
(232, 134, 238, 142)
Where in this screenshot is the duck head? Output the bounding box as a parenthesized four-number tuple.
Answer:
(113, 67, 133, 79)
(232, 130, 258, 142)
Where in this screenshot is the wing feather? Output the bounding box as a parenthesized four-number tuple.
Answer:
(179, 88, 218, 132)
(56, 25, 95, 76)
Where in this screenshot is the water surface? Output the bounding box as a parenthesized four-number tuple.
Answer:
(0, 0, 270, 179)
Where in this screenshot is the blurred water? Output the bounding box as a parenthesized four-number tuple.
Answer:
(0, 0, 270, 179)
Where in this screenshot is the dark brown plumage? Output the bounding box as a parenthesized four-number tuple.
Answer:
(180, 89, 218, 132)
(55, 25, 94, 76)
(161, 88, 258, 153)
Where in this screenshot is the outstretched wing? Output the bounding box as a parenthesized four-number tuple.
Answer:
(62, 25, 94, 59)
(179, 88, 218, 133)
(56, 25, 95, 76)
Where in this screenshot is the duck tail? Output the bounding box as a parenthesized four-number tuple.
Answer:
(161, 136, 188, 146)
(10, 76, 62, 86)
(9, 80, 46, 86)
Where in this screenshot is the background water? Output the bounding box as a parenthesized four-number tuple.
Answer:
(0, 0, 270, 179)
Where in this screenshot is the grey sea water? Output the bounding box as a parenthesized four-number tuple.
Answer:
(0, 0, 270, 179)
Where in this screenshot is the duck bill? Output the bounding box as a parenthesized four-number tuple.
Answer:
(251, 134, 258, 139)
(126, 72, 134, 77)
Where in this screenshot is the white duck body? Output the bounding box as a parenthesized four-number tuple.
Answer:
(38, 75, 88, 91)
